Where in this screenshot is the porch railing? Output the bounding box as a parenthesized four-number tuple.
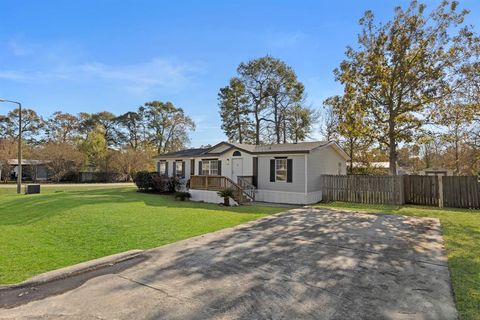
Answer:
(190, 175, 254, 203)
(237, 176, 255, 201)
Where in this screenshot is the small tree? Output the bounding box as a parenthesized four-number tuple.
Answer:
(217, 188, 235, 206)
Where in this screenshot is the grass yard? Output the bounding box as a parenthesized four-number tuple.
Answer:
(0, 185, 285, 285)
(315, 201, 480, 320)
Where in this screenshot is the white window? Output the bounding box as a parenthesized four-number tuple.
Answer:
(202, 160, 219, 176)
(175, 161, 183, 177)
(159, 161, 167, 175)
(275, 159, 287, 182)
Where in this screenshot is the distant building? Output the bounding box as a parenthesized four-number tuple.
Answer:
(2, 159, 51, 181)
(419, 167, 453, 176)
(352, 161, 411, 175)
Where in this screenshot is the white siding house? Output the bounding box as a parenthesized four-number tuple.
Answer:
(154, 141, 349, 205)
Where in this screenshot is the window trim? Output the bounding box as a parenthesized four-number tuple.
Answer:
(275, 158, 288, 182)
(175, 161, 184, 178)
(158, 161, 167, 176)
(202, 159, 219, 176)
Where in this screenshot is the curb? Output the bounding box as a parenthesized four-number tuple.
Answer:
(0, 249, 144, 291)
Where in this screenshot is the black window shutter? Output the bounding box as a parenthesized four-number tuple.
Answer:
(173, 162, 176, 176)
(198, 161, 202, 175)
(287, 159, 293, 183)
(217, 160, 222, 176)
(165, 162, 169, 176)
(182, 161, 185, 177)
(156, 162, 160, 173)
(270, 159, 275, 182)
(190, 159, 195, 175)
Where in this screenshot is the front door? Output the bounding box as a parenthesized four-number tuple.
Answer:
(232, 158, 243, 182)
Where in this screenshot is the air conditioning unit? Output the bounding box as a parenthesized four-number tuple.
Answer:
(25, 184, 41, 194)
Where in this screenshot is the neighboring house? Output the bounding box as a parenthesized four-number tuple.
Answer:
(154, 141, 349, 205)
(352, 161, 411, 175)
(419, 167, 453, 176)
(3, 159, 51, 181)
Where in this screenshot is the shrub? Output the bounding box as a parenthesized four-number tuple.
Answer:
(217, 188, 235, 206)
(167, 177, 181, 193)
(152, 175, 171, 193)
(134, 171, 154, 191)
(174, 191, 191, 201)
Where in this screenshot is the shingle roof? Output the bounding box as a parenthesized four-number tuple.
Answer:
(252, 141, 329, 153)
(156, 148, 209, 158)
(156, 141, 332, 158)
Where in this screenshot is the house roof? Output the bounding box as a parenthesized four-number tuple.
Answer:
(156, 148, 209, 158)
(155, 141, 348, 159)
(352, 161, 391, 169)
(252, 141, 328, 153)
(7, 159, 51, 165)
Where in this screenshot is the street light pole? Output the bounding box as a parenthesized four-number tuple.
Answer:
(0, 99, 23, 194)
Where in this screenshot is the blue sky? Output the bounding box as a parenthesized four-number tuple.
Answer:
(1, 0, 479, 146)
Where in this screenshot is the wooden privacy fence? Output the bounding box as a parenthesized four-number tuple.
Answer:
(320, 174, 480, 209)
(443, 176, 480, 209)
(403, 175, 439, 207)
(320, 175, 404, 205)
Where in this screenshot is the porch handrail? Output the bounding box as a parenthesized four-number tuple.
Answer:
(237, 176, 255, 201)
(190, 175, 255, 203)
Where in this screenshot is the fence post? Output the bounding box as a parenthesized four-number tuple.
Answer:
(438, 175, 444, 208)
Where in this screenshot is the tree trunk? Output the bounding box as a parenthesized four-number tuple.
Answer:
(388, 119, 397, 175)
(254, 111, 260, 145)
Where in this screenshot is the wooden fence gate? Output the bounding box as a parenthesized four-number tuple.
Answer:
(403, 175, 439, 206)
(320, 174, 480, 209)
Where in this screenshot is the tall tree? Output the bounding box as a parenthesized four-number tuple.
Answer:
(286, 105, 317, 143)
(218, 78, 252, 143)
(89, 111, 119, 147)
(334, 0, 475, 174)
(220, 56, 311, 144)
(0, 108, 44, 143)
(116, 111, 145, 150)
(263, 59, 305, 143)
(143, 101, 196, 154)
(44, 111, 80, 143)
(80, 125, 107, 168)
(324, 94, 371, 172)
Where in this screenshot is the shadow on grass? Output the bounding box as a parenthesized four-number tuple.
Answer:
(0, 188, 281, 226)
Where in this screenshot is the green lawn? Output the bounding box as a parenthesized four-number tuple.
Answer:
(0, 185, 284, 285)
(315, 201, 480, 320)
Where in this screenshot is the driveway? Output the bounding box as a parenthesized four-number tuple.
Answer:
(0, 208, 456, 320)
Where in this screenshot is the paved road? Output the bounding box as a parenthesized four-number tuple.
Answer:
(0, 208, 457, 319)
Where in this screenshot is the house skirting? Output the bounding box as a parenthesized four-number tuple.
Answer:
(189, 189, 238, 206)
(255, 190, 322, 205)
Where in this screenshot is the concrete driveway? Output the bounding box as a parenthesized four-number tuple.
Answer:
(0, 208, 456, 320)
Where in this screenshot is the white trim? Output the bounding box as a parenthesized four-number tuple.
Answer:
(312, 142, 350, 161)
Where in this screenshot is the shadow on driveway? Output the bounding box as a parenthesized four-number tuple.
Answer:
(0, 208, 457, 320)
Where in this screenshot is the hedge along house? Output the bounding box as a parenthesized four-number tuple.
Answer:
(154, 141, 349, 205)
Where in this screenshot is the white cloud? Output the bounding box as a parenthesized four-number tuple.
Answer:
(1, 40, 201, 95)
